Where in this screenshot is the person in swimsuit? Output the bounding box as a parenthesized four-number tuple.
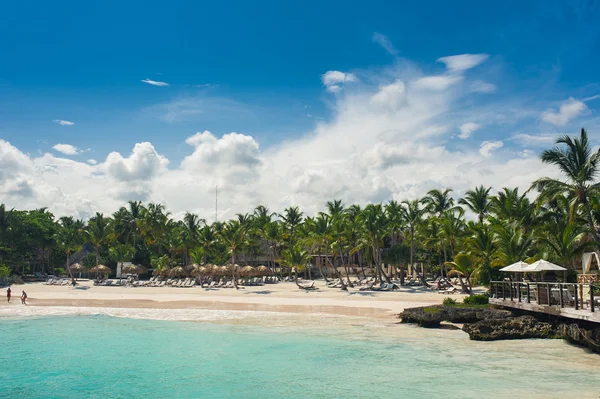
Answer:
(6, 287, 10, 303)
(20, 290, 27, 305)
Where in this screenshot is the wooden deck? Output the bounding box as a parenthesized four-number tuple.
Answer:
(490, 281, 600, 324)
(490, 298, 600, 324)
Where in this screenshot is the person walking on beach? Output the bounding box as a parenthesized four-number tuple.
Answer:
(20, 290, 27, 305)
(6, 287, 11, 303)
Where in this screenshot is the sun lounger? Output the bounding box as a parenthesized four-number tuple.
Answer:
(438, 286, 458, 294)
(297, 281, 318, 290)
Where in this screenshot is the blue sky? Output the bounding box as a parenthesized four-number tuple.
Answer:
(1, 1, 600, 218)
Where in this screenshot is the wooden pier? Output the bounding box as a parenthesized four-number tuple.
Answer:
(490, 281, 600, 324)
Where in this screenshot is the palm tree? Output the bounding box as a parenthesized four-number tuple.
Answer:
(464, 223, 498, 285)
(85, 213, 114, 268)
(400, 199, 427, 284)
(220, 220, 248, 289)
(182, 212, 204, 265)
(279, 206, 304, 245)
(459, 185, 492, 223)
(304, 214, 333, 283)
(445, 253, 475, 294)
(109, 243, 135, 281)
(423, 188, 458, 215)
(536, 220, 595, 269)
(357, 204, 390, 283)
(326, 199, 345, 217)
(492, 220, 534, 266)
(55, 217, 83, 279)
(279, 245, 312, 288)
(532, 128, 600, 241)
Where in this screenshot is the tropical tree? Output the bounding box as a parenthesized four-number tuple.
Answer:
(85, 213, 114, 267)
(279, 245, 312, 288)
(400, 199, 428, 284)
(532, 128, 600, 241)
(220, 220, 248, 289)
(459, 185, 492, 223)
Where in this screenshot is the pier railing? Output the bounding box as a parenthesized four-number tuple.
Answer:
(489, 281, 598, 313)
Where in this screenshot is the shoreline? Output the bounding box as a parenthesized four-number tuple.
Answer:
(1, 280, 451, 321)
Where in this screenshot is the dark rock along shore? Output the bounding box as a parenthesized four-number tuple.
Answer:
(399, 305, 600, 354)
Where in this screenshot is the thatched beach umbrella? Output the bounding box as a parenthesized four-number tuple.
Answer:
(218, 265, 231, 276)
(122, 264, 147, 275)
(169, 266, 187, 277)
(185, 263, 200, 274)
(190, 266, 206, 277)
(89, 265, 111, 276)
(241, 265, 255, 277)
(68, 263, 85, 273)
(256, 265, 272, 276)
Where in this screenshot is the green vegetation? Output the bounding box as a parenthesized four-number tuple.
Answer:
(463, 294, 490, 306)
(423, 307, 441, 314)
(0, 129, 598, 290)
(442, 297, 457, 306)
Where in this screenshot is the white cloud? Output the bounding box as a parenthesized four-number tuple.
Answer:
(479, 140, 504, 157)
(372, 32, 398, 56)
(104, 142, 168, 182)
(321, 71, 358, 93)
(412, 75, 462, 90)
(53, 120, 75, 126)
(370, 80, 406, 109)
(0, 56, 564, 220)
(511, 133, 560, 146)
(541, 97, 587, 126)
(437, 54, 489, 72)
(52, 144, 81, 155)
(458, 123, 481, 139)
(470, 80, 497, 93)
(141, 78, 170, 87)
(87, 159, 98, 165)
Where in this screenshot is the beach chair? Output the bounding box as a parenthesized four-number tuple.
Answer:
(438, 286, 457, 295)
(297, 281, 318, 290)
(359, 283, 374, 291)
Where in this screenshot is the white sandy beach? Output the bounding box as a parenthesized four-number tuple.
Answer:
(1, 280, 463, 320)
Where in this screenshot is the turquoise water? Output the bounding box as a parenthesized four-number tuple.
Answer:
(0, 314, 598, 398)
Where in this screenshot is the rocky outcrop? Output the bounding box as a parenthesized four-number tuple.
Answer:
(462, 315, 555, 341)
(556, 323, 600, 353)
(399, 305, 512, 327)
(400, 305, 600, 354)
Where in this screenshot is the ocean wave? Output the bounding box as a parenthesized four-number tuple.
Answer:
(0, 305, 348, 323)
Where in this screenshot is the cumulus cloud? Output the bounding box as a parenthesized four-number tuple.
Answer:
(479, 140, 504, 157)
(541, 98, 587, 126)
(52, 144, 81, 155)
(437, 54, 489, 72)
(372, 32, 398, 56)
(458, 123, 481, 139)
(53, 120, 75, 126)
(321, 71, 358, 93)
(87, 159, 98, 165)
(0, 56, 563, 220)
(104, 142, 168, 182)
(141, 78, 169, 87)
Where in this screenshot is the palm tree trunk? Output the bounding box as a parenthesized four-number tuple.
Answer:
(231, 251, 239, 290)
